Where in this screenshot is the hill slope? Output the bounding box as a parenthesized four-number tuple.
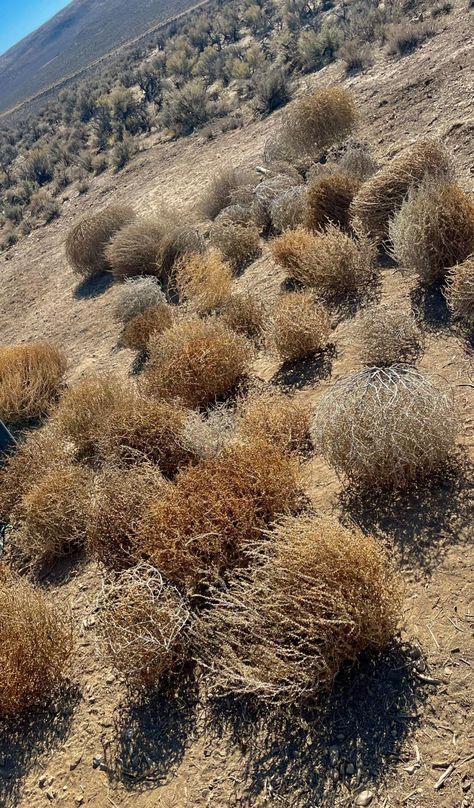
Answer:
(0, 0, 198, 114)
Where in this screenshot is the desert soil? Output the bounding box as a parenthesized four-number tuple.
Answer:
(0, 3, 473, 807)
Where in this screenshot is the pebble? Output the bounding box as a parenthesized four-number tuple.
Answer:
(92, 755, 102, 769)
(329, 747, 339, 766)
(69, 756, 82, 771)
(46, 789, 56, 802)
(38, 775, 47, 788)
(355, 791, 374, 807)
(75, 797, 84, 806)
(346, 763, 355, 776)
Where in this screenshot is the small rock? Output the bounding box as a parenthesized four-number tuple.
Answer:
(46, 789, 56, 802)
(38, 775, 47, 788)
(75, 797, 84, 806)
(462, 779, 471, 793)
(92, 755, 102, 769)
(414, 659, 426, 673)
(332, 769, 340, 783)
(69, 756, 82, 771)
(329, 747, 339, 767)
(355, 791, 374, 807)
(346, 763, 355, 776)
(105, 674, 115, 685)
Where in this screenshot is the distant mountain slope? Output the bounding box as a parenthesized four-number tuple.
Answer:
(0, 0, 199, 115)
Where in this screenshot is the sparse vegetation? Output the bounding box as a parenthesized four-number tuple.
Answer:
(304, 172, 361, 232)
(209, 220, 262, 272)
(198, 167, 257, 221)
(65, 206, 135, 277)
(220, 291, 267, 342)
(270, 290, 331, 361)
(175, 249, 232, 314)
(113, 276, 166, 323)
(386, 21, 436, 57)
(352, 305, 424, 366)
(238, 386, 311, 455)
(445, 257, 474, 327)
(0, 342, 67, 425)
(120, 304, 174, 351)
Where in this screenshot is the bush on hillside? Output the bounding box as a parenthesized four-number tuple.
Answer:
(270, 290, 331, 361)
(120, 304, 174, 351)
(386, 21, 436, 57)
(304, 172, 361, 232)
(160, 80, 211, 136)
(270, 185, 307, 233)
(0, 342, 67, 425)
(352, 305, 424, 366)
(312, 365, 458, 490)
(113, 276, 166, 323)
(253, 68, 292, 115)
(209, 220, 262, 272)
(65, 206, 135, 277)
(175, 249, 232, 315)
(220, 291, 267, 342)
(238, 386, 311, 455)
(445, 257, 474, 327)
(192, 514, 401, 703)
(198, 167, 257, 221)
(105, 218, 167, 280)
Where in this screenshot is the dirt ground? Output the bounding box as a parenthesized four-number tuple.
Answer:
(0, 3, 473, 807)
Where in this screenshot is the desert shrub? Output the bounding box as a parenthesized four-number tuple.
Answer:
(352, 305, 424, 365)
(97, 564, 190, 687)
(113, 276, 166, 323)
(65, 206, 135, 277)
(312, 365, 458, 490)
(253, 68, 292, 115)
(143, 318, 253, 408)
(198, 167, 257, 221)
(386, 21, 435, 56)
(270, 185, 307, 233)
(297, 25, 344, 73)
(0, 342, 67, 424)
(431, 1, 453, 15)
(91, 154, 108, 175)
(159, 221, 204, 277)
(175, 249, 232, 315)
(209, 220, 261, 272)
(389, 181, 474, 283)
(193, 514, 401, 703)
(54, 373, 129, 459)
(338, 40, 373, 74)
(220, 291, 267, 342)
(99, 396, 194, 475)
(136, 440, 302, 588)
(14, 466, 92, 565)
(87, 465, 167, 569)
(271, 87, 356, 166)
(214, 204, 253, 227)
(0, 573, 73, 715)
(272, 225, 374, 299)
(238, 386, 311, 454)
(120, 304, 174, 351)
(351, 139, 453, 242)
(304, 172, 361, 232)
(20, 147, 54, 186)
(29, 190, 60, 224)
(445, 257, 474, 327)
(270, 290, 331, 361)
(251, 174, 301, 233)
(110, 137, 136, 172)
(161, 80, 211, 136)
(105, 218, 166, 281)
(181, 406, 236, 460)
(0, 426, 72, 523)
(336, 142, 379, 182)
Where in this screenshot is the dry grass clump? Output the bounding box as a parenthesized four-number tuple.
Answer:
(54, 373, 129, 459)
(0, 574, 73, 715)
(87, 465, 166, 570)
(143, 319, 253, 408)
(136, 440, 302, 588)
(209, 220, 262, 272)
(0, 342, 67, 424)
(113, 277, 166, 324)
(272, 225, 374, 299)
(272, 87, 356, 166)
(251, 174, 301, 233)
(175, 249, 232, 314)
(120, 304, 174, 351)
(220, 292, 267, 342)
(180, 406, 236, 461)
(351, 139, 453, 242)
(97, 564, 190, 688)
(304, 172, 361, 232)
(312, 365, 458, 490)
(270, 185, 307, 234)
(99, 397, 194, 475)
(14, 466, 92, 565)
(214, 204, 253, 227)
(0, 426, 72, 522)
(353, 305, 424, 365)
(105, 218, 167, 280)
(238, 387, 311, 455)
(445, 257, 474, 327)
(65, 206, 135, 277)
(193, 515, 401, 703)
(198, 166, 257, 221)
(389, 181, 474, 283)
(270, 290, 331, 361)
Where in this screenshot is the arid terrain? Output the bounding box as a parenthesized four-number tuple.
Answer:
(0, 2, 473, 808)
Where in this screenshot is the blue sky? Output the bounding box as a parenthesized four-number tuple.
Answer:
(0, 0, 70, 56)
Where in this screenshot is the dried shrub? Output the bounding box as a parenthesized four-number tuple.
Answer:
(220, 292, 267, 342)
(270, 185, 307, 233)
(270, 87, 356, 166)
(214, 204, 253, 227)
(272, 225, 374, 299)
(338, 40, 373, 74)
(0, 342, 67, 424)
(99, 397, 194, 475)
(136, 440, 302, 588)
(251, 174, 301, 233)
(97, 564, 190, 687)
(143, 319, 253, 408)
(271, 290, 331, 361)
(336, 143, 378, 182)
(209, 220, 262, 272)
(0, 426, 72, 522)
(105, 218, 166, 280)
(113, 277, 166, 324)
(120, 304, 174, 351)
(445, 256, 474, 327)
(389, 181, 474, 283)
(304, 172, 361, 232)
(198, 167, 257, 221)
(386, 20, 435, 56)
(353, 305, 424, 365)
(175, 249, 232, 315)
(351, 139, 453, 242)
(193, 515, 401, 703)
(312, 366, 458, 490)
(0, 574, 73, 715)
(181, 406, 236, 461)
(253, 67, 292, 115)
(159, 222, 205, 277)
(14, 466, 92, 565)
(87, 466, 166, 570)
(65, 206, 135, 277)
(238, 387, 311, 454)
